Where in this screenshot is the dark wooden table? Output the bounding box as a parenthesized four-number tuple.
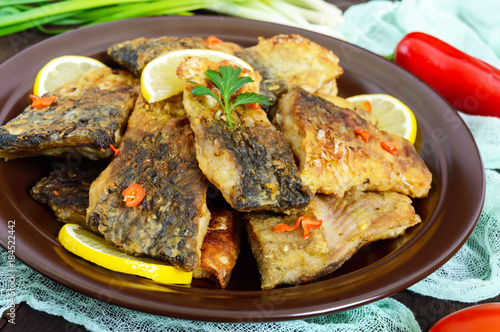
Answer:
(1, 1, 499, 331)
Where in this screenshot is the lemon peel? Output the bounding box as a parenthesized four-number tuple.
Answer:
(34, 55, 106, 96)
(347, 94, 418, 144)
(58, 224, 192, 285)
(141, 49, 253, 103)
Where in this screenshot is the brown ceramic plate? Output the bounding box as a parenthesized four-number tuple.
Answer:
(0, 16, 485, 322)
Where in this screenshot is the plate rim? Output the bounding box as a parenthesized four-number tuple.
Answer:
(0, 15, 486, 322)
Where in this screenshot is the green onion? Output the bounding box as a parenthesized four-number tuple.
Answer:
(0, 12, 75, 36)
(87, 0, 223, 26)
(0, 0, 144, 28)
(0, 0, 345, 39)
(207, 0, 345, 39)
(0, 0, 49, 5)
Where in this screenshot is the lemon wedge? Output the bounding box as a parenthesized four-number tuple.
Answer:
(141, 49, 254, 103)
(346, 94, 418, 144)
(58, 224, 192, 285)
(33, 55, 107, 96)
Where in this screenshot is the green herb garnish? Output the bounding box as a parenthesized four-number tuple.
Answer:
(189, 65, 272, 129)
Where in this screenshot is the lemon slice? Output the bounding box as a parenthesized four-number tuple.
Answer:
(34, 55, 107, 96)
(346, 94, 417, 144)
(141, 49, 254, 103)
(58, 224, 192, 285)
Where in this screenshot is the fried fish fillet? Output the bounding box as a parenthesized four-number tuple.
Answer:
(107, 36, 243, 76)
(87, 95, 210, 271)
(0, 68, 139, 160)
(236, 34, 343, 115)
(276, 87, 432, 198)
(32, 149, 240, 284)
(177, 57, 310, 214)
(193, 210, 241, 288)
(30, 161, 106, 227)
(246, 191, 421, 289)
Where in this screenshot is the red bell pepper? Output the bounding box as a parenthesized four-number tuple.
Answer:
(394, 32, 500, 118)
(429, 303, 500, 332)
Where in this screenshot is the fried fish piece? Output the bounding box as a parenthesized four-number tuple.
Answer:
(237, 34, 343, 95)
(236, 34, 343, 115)
(276, 87, 432, 198)
(107, 36, 243, 76)
(246, 191, 422, 289)
(30, 161, 106, 227)
(32, 147, 239, 284)
(0, 68, 139, 161)
(315, 93, 376, 124)
(193, 210, 241, 288)
(87, 95, 210, 272)
(177, 57, 310, 214)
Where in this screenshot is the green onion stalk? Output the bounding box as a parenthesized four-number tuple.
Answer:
(0, 0, 345, 39)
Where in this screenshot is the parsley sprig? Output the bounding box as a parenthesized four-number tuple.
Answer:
(189, 66, 272, 129)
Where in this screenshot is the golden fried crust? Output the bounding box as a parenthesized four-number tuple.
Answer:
(193, 210, 241, 288)
(107, 36, 243, 76)
(246, 191, 421, 289)
(277, 87, 432, 198)
(178, 57, 310, 214)
(237, 34, 343, 96)
(0, 68, 139, 160)
(126, 92, 186, 130)
(207, 39, 244, 56)
(87, 96, 210, 272)
(315, 93, 377, 124)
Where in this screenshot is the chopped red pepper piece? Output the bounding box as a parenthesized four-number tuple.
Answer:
(381, 140, 398, 155)
(354, 129, 370, 142)
(122, 183, 146, 207)
(109, 144, 120, 156)
(362, 101, 372, 113)
(30, 94, 57, 108)
(248, 102, 260, 109)
(273, 217, 301, 233)
(206, 35, 222, 46)
(273, 216, 323, 239)
(301, 217, 323, 239)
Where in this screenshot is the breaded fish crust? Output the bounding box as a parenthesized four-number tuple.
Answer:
(178, 57, 310, 214)
(87, 95, 210, 272)
(108, 36, 243, 76)
(277, 87, 432, 198)
(246, 191, 421, 289)
(0, 68, 139, 160)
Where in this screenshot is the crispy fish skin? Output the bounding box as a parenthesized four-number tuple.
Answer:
(277, 87, 432, 198)
(107, 36, 243, 76)
(315, 93, 377, 124)
(0, 68, 139, 161)
(193, 210, 241, 288)
(246, 191, 422, 289)
(30, 161, 106, 227)
(87, 95, 210, 272)
(178, 57, 310, 214)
